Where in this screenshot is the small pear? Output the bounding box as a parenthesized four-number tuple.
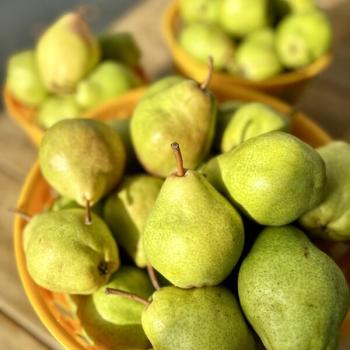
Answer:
(36, 12, 100, 94)
(276, 10, 332, 68)
(39, 119, 126, 208)
(37, 95, 82, 129)
(179, 0, 222, 24)
(6, 50, 47, 107)
(78, 266, 153, 349)
(300, 141, 350, 241)
(131, 70, 217, 177)
(220, 102, 291, 152)
(216, 131, 326, 225)
(76, 61, 142, 110)
(179, 23, 235, 70)
(98, 32, 141, 68)
(104, 175, 163, 267)
(143, 143, 244, 288)
(24, 209, 119, 294)
(238, 225, 350, 350)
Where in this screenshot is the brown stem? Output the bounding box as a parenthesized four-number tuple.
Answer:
(200, 56, 214, 91)
(8, 208, 32, 222)
(171, 142, 185, 177)
(105, 288, 150, 306)
(147, 265, 160, 290)
(85, 199, 92, 225)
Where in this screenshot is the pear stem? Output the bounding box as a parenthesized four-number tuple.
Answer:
(200, 56, 214, 91)
(9, 208, 32, 222)
(171, 142, 185, 177)
(147, 265, 160, 290)
(85, 199, 92, 225)
(105, 288, 150, 306)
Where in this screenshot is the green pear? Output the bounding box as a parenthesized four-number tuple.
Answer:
(276, 10, 332, 69)
(229, 28, 283, 81)
(142, 286, 256, 350)
(104, 175, 163, 267)
(300, 141, 350, 241)
(220, 102, 291, 152)
(179, 0, 222, 24)
(274, 0, 316, 15)
(179, 23, 235, 70)
(98, 32, 141, 68)
(143, 144, 244, 288)
(238, 225, 350, 350)
(131, 76, 217, 177)
(36, 12, 100, 94)
(220, 0, 270, 37)
(217, 131, 326, 225)
(143, 75, 185, 98)
(51, 196, 104, 217)
(39, 119, 126, 207)
(24, 209, 119, 294)
(198, 154, 226, 194)
(37, 95, 82, 129)
(78, 266, 152, 349)
(76, 61, 142, 110)
(6, 50, 47, 107)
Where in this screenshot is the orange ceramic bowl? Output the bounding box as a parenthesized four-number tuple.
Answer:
(162, 0, 333, 102)
(4, 66, 148, 147)
(15, 86, 350, 349)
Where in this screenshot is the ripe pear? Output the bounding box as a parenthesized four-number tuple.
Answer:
(37, 95, 82, 129)
(229, 28, 283, 81)
(142, 286, 256, 350)
(220, 0, 270, 37)
(76, 61, 142, 110)
(238, 225, 350, 350)
(36, 12, 100, 94)
(131, 75, 217, 177)
(78, 266, 152, 349)
(276, 10, 332, 68)
(6, 50, 47, 107)
(143, 144, 244, 288)
(179, 23, 235, 70)
(104, 175, 163, 267)
(221, 102, 290, 152)
(39, 119, 126, 207)
(98, 32, 141, 68)
(300, 141, 350, 241)
(217, 131, 326, 225)
(24, 209, 119, 294)
(179, 0, 222, 24)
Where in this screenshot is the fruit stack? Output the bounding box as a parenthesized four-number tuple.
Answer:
(6, 12, 144, 130)
(177, 0, 332, 81)
(20, 70, 350, 350)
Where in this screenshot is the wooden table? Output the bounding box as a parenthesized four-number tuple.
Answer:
(1, 0, 350, 349)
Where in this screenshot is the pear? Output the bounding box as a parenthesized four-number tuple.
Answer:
(104, 175, 163, 267)
(276, 10, 332, 69)
(229, 28, 283, 81)
(179, 0, 222, 24)
(24, 209, 119, 294)
(300, 141, 350, 241)
(143, 143, 244, 288)
(78, 266, 152, 349)
(217, 131, 326, 225)
(238, 225, 350, 350)
(39, 119, 126, 213)
(6, 50, 47, 107)
(220, 102, 291, 152)
(51, 196, 104, 217)
(143, 75, 185, 98)
(179, 23, 235, 70)
(37, 95, 82, 129)
(141, 286, 256, 350)
(131, 72, 217, 177)
(198, 154, 226, 194)
(274, 0, 316, 15)
(36, 12, 100, 94)
(98, 32, 141, 68)
(76, 61, 142, 110)
(220, 0, 270, 37)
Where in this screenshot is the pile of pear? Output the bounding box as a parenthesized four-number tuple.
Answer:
(22, 71, 350, 350)
(178, 0, 332, 81)
(6, 11, 143, 129)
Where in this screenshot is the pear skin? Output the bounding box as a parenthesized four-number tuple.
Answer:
(180, 0, 222, 24)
